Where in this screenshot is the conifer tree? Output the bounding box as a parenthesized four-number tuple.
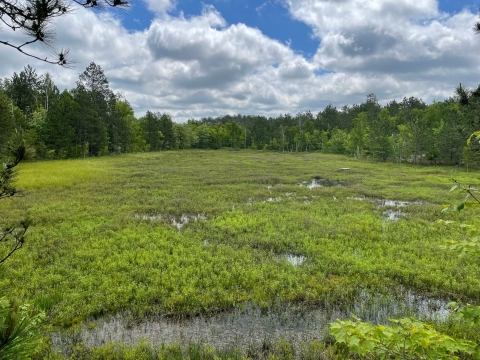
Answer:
(0, 0, 130, 66)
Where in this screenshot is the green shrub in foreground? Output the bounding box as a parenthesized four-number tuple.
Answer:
(331, 316, 478, 359)
(0, 297, 45, 359)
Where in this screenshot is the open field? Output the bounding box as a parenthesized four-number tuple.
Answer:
(2, 150, 480, 357)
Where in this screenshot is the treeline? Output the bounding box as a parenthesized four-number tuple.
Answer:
(2, 63, 480, 166)
(1, 63, 150, 158)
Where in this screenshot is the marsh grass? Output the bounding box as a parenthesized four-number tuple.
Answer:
(16, 158, 114, 190)
(40, 338, 337, 360)
(1, 150, 480, 355)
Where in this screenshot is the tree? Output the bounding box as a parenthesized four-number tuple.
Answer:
(316, 104, 339, 131)
(0, 0, 130, 66)
(389, 124, 412, 164)
(345, 112, 370, 158)
(196, 124, 211, 149)
(41, 73, 59, 111)
(224, 121, 244, 149)
(77, 63, 133, 154)
(370, 108, 395, 161)
(116, 99, 147, 153)
(157, 114, 174, 150)
(4, 65, 42, 115)
(77, 62, 110, 95)
(0, 91, 17, 146)
(324, 128, 347, 154)
(41, 90, 78, 157)
(173, 124, 198, 150)
(71, 85, 107, 156)
(140, 111, 173, 152)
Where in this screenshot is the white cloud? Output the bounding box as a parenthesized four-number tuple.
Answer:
(256, 1, 272, 15)
(285, 0, 479, 76)
(142, 0, 176, 15)
(0, 0, 479, 122)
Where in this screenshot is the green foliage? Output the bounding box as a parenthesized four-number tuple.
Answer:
(324, 128, 348, 154)
(448, 302, 480, 326)
(436, 171, 480, 332)
(345, 112, 370, 158)
(116, 101, 149, 153)
(1, 67, 477, 163)
(332, 124, 480, 360)
(41, 91, 79, 158)
(437, 178, 480, 258)
(467, 131, 480, 147)
(389, 124, 412, 164)
(0, 89, 25, 148)
(40, 339, 336, 360)
(0, 298, 45, 359)
(4, 65, 43, 115)
(330, 316, 479, 359)
(441, 179, 480, 214)
(436, 220, 480, 258)
(140, 111, 174, 151)
(370, 108, 395, 161)
(2, 151, 480, 333)
(0, 141, 45, 360)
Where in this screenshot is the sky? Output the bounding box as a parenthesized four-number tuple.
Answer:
(1, 0, 480, 121)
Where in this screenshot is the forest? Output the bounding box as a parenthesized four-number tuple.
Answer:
(2, 62, 480, 166)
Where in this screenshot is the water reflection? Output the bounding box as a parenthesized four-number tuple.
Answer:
(52, 291, 450, 354)
(133, 213, 207, 229)
(299, 179, 346, 189)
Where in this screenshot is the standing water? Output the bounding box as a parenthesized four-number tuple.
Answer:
(51, 291, 450, 355)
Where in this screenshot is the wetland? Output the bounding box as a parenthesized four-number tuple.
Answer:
(1, 150, 479, 358)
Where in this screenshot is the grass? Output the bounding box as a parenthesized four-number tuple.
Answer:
(39, 339, 337, 360)
(15, 158, 113, 190)
(2, 150, 480, 356)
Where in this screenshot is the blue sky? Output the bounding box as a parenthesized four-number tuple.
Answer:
(121, 0, 479, 59)
(2, 0, 480, 120)
(122, 1, 321, 57)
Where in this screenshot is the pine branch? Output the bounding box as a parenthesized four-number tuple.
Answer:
(0, 0, 130, 66)
(0, 141, 28, 265)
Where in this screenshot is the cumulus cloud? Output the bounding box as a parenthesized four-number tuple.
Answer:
(284, 0, 480, 87)
(143, 0, 176, 15)
(0, 0, 479, 122)
(145, 5, 307, 92)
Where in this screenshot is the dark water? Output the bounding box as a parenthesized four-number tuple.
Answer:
(52, 291, 449, 354)
(299, 179, 347, 189)
(134, 213, 207, 229)
(347, 197, 423, 222)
